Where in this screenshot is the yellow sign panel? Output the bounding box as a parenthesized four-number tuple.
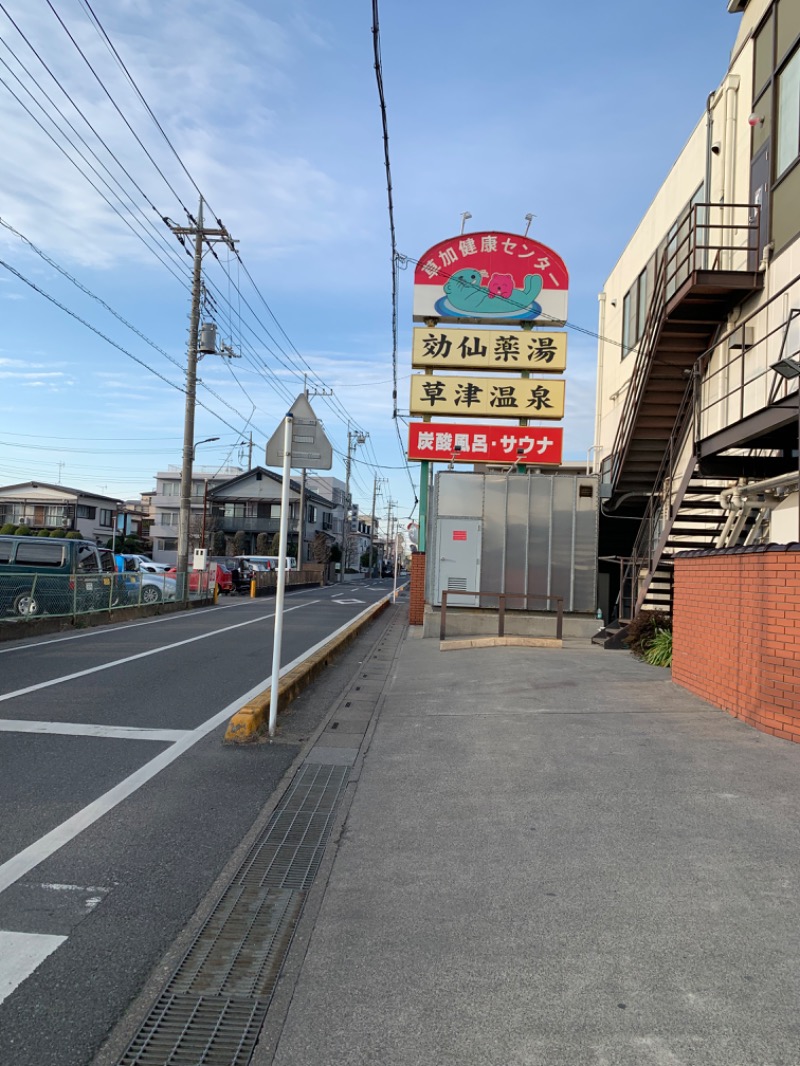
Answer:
(412, 327, 567, 373)
(409, 375, 565, 420)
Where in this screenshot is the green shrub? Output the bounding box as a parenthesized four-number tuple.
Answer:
(37, 528, 52, 537)
(0, 523, 17, 535)
(624, 610, 671, 660)
(644, 628, 673, 668)
(14, 525, 32, 536)
(49, 529, 65, 537)
(65, 531, 81, 539)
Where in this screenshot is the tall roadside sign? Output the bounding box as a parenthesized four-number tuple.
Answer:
(408, 230, 570, 554)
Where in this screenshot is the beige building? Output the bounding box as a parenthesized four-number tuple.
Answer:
(594, 0, 800, 622)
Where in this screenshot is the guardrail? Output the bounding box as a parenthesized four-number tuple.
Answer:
(440, 590, 564, 642)
(249, 566, 327, 596)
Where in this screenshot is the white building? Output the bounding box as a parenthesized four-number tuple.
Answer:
(593, 0, 800, 622)
(148, 465, 243, 563)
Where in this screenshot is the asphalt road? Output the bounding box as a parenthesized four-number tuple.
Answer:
(0, 578, 397, 1066)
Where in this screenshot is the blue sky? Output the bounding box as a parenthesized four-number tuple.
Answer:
(0, 0, 741, 526)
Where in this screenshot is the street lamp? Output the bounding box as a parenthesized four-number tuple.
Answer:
(192, 436, 219, 460)
(770, 356, 800, 543)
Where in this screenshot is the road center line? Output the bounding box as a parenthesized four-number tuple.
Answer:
(0, 594, 391, 896)
(0, 601, 317, 704)
(0, 720, 189, 741)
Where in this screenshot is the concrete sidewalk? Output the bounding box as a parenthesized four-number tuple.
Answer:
(264, 633, 800, 1066)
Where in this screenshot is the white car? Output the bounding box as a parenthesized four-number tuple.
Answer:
(118, 554, 172, 574)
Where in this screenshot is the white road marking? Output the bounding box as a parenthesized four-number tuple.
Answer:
(0, 594, 392, 896)
(332, 598, 365, 605)
(0, 930, 66, 1007)
(37, 883, 107, 893)
(0, 601, 317, 704)
(0, 721, 189, 742)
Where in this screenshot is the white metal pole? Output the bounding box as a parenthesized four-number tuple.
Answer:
(269, 413, 293, 737)
(392, 531, 400, 601)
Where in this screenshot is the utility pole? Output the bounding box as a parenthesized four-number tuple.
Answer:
(169, 197, 236, 598)
(385, 498, 396, 572)
(341, 428, 366, 582)
(368, 474, 379, 579)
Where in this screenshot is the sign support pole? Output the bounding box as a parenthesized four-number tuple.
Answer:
(419, 460, 429, 552)
(269, 413, 293, 737)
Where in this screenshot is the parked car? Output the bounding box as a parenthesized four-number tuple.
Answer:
(164, 562, 232, 595)
(113, 554, 177, 604)
(210, 556, 270, 593)
(117, 553, 171, 574)
(0, 535, 118, 617)
(121, 570, 177, 605)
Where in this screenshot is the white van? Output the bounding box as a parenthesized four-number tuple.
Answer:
(241, 555, 297, 571)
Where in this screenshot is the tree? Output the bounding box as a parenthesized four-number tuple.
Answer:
(211, 530, 226, 556)
(361, 547, 378, 571)
(330, 542, 342, 564)
(311, 531, 331, 564)
(233, 530, 247, 555)
(256, 532, 270, 554)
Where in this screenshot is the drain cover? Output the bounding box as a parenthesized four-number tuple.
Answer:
(120, 994, 268, 1065)
(169, 886, 303, 999)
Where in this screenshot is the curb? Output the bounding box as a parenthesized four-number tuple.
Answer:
(439, 635, 562, 651)
(224, 597, 391, 742)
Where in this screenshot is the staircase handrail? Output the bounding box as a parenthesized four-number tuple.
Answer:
(609, 249, 668, 490)
(608, 202, 760, 495)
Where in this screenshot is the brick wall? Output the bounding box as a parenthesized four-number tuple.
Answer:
(673, 546, 800, 743)
(409, 551, 426, 626)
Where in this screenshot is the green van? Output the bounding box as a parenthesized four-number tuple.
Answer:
(0, 536, 118, 617)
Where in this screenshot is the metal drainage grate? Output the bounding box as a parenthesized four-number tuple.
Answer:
(236, 763, 350, 891)
(116, 765, 350, 1066)
(167, 886, 303, 999)
(119, 994, 268, 1066)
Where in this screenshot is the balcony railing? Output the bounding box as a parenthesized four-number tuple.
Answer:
(212, 516, 298, 534)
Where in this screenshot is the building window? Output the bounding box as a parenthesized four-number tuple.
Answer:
(99, 509, 113, 527)
(158, 538, 178, 551)
(307, 505, 318, 523)
(158, 480, 180, 496)
(77, 505, 96, 519)
(157, 512, 180, 527)
(777, 46, 800, 178)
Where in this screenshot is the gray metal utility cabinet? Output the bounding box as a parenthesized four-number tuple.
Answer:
(428, 471, 598, 615)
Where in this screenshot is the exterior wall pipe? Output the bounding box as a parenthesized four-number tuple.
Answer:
(724, 75, 740, 267)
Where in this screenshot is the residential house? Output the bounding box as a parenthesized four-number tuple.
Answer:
(592, 0, 800, 623)
(208, 467, 335, 560)
(0, 481, 123, 543)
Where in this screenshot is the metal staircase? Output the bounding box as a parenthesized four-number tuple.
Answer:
(608, 203, 762, 508)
